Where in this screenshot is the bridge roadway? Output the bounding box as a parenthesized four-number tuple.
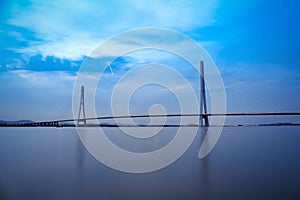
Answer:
(1, 112, 300, 127)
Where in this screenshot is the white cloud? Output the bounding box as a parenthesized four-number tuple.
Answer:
(128, 0, 218, 28)
(0, 70, 76, 120)
(6, 0, 219, 60)
(16, 37, 101, 60)
(11, 70, 75, 87)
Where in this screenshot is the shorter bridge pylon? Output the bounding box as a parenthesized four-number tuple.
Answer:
(77, 85, 87, 126)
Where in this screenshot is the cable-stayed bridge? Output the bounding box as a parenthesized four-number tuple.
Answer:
(2, 112, 300, 127)
(2, 61, 300, 128)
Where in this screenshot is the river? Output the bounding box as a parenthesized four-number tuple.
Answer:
(0, 126, 299, 200)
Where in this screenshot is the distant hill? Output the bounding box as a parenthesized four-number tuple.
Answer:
(0, 120, 35, 124)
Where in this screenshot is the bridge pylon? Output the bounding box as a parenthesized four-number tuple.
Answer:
(199, 60, 209, 127)
(77, 85, 87, 126)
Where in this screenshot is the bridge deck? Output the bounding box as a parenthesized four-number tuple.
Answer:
(1, 112, 300, 127)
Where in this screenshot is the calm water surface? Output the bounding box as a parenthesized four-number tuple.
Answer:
(0, 127, 300, 200)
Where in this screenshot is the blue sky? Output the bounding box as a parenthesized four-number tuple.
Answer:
(0, 0, 300, 121)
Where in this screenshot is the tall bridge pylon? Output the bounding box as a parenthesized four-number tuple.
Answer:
(77, 85, 87, 126)
(199, 60, 209, 127)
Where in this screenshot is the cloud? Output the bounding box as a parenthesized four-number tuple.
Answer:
(15, 36, 101, 60)
(0, 70, 76, 120)
(5, 0, 219, 60)
(12, 70, 75, 86)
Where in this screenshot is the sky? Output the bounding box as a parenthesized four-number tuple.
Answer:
(0, 0, 300, 121)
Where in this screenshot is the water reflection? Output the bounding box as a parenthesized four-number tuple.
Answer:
(76, 131, 86, 183)
(198, 127, 213, 199)
(0, 127, 300, 200)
